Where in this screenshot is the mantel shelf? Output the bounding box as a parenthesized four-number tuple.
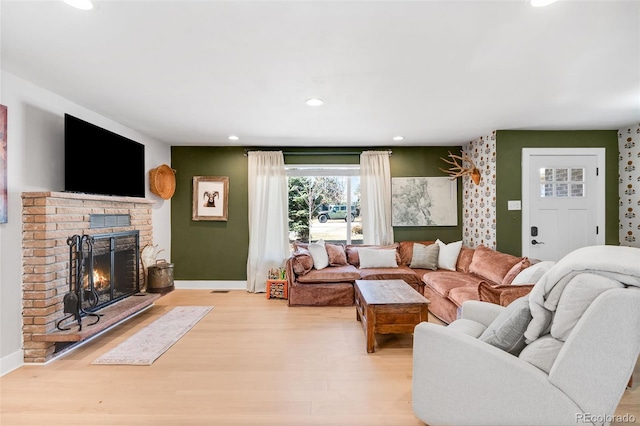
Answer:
(32, 293, 163, 343)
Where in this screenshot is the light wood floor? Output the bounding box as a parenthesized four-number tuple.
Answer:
(1, 290, 638, 426)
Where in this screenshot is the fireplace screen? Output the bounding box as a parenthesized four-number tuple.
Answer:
(84, 231, 140, 312)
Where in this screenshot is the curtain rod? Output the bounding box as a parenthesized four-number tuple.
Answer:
(243, 149, 392, 156)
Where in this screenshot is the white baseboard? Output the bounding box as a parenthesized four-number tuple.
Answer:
(174, 280, 247, 290)
(0, 349, 24, 377)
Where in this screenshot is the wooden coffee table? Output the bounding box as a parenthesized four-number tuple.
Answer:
(355, 279, 430, 353)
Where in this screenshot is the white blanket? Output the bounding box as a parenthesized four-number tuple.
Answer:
(524, 245, 640, 343)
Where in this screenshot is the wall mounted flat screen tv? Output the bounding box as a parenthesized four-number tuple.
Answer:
(64, 114, 145, 198)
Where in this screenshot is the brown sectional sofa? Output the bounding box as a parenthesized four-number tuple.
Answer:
(285, 240, 532, 324)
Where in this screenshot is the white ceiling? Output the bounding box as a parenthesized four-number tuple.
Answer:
(2, 0, 639, 147)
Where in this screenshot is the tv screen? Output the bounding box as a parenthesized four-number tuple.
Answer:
(64, 114, 145, 198)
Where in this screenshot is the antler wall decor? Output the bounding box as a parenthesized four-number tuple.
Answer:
(439, 151, 481, 185)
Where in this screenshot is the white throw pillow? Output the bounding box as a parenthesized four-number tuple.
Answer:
(358, 248, 398, 268)
(436, 239, 462, 271)
(511, 260, 555, 285)
(308, 239, 329, 270)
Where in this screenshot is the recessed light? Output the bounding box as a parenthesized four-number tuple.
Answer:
(63, 0, 94, 10)
(228, 135, 239, 141)
(531, 0, 557, 7)
(393, 136, 405, 141)
(305, 98, 324, 107)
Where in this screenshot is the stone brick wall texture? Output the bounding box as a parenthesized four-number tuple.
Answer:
(21, 192, 153, 363)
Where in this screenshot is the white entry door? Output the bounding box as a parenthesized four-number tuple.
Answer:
(522, 148, 605, 261)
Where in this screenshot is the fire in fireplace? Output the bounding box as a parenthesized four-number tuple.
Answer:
(86, 231, 140, 312)
(57, 231, 140, 331)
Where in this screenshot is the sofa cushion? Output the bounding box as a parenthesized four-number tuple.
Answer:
(397, 240, 435, 266)
(346, 244, 399, 267)
(359, 247, 398, 268)
(326, 243, 348, 266)
(479, 295, 531, 356)
(410, 243, 439, 270)
(291, 248, 314, 276)
(296, 264, 360, 284)
(518, 335, 564, 373)
(308, 239, 329, 270)
(468, 245, 523, 285)
(436, 239, 463, 271)
(423, 271, 486, 298)
(358, 265, 420, 288)
(456, 246, 475, 273)
(447, 318, 487, 338)
(502, 257, 531, 285)
(447, 285, 481, 308)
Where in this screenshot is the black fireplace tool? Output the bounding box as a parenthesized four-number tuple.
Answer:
(56, 235, 101, 331)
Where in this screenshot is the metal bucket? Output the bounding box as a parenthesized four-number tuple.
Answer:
(147, 260, 174, 294)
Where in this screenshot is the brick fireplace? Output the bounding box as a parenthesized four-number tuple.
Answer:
(21, 192, 155, 363)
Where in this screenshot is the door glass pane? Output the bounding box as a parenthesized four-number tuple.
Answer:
(540, 168, 553, 182)
(555, 168, 568, 182)
(571, 183, 584, 197)
(571, 168, 584, 182)
(540, 183, 554, 197)
(556, 183, 568, 197)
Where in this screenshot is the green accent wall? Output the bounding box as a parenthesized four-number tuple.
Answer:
(496, 130, 619, 255)
(390, 146, 463, 243)
(171, 146, 249, 280)
(171, 146, 462, 280)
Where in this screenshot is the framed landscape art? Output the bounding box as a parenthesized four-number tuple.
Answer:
(392, 177, 457, 226)
(192, 176, 229, 221)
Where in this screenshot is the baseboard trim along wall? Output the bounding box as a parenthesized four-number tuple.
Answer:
(174, 280, 247, 291)
(1, 349, 24, 377)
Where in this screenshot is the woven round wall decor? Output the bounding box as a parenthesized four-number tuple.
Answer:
(149, 164, 176, 200)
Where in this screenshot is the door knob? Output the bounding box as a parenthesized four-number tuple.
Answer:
(531, 239, 545, 245)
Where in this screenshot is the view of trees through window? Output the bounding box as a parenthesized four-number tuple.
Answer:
(287, 166, 362, 245)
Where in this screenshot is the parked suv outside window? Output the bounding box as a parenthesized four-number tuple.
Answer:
(317, 204, 360, 223)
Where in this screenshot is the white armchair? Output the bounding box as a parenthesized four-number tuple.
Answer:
(412, 288, 640, 425)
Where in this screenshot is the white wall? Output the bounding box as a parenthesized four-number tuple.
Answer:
(0, 71, 172, 375)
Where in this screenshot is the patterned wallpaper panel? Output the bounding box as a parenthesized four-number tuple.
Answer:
(462, 131, 497, 249)
(619, 124, 640, 248)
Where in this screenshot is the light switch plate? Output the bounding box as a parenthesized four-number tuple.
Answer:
(508, 200, 521, 211)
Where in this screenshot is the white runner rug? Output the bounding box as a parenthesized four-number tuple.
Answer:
(92, 305, 213, 365)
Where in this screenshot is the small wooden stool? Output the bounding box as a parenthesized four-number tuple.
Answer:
(266, 279, 288, 300)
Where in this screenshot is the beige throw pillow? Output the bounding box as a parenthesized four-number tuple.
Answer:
(410, 243, 439, 270)
(358, 248, 398, 268)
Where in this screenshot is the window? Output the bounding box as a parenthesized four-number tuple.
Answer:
(286, 165, 361, 245)
(539, 167, 585, 198)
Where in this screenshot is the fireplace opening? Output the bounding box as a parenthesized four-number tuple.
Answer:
(84, 231, 140, 312)
(56, 231, 140, 331)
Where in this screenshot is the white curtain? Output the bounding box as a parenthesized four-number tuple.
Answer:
(360, 151, 394, 245)
(246, 151, 289, 293)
